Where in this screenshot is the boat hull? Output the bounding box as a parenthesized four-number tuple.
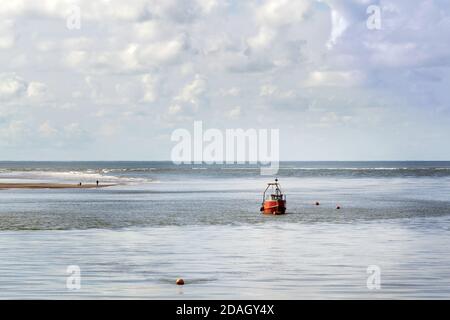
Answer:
(261, 200, 286, 215)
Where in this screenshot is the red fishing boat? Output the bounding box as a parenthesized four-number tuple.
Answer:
(260, 178, 286, 215)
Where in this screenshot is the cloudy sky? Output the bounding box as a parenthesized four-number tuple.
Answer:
(0, 0, 449, 161)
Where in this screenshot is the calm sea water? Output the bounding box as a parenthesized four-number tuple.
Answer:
(1, 161, 450, 299)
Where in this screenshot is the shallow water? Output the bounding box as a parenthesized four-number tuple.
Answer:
(1, 162, 450, 299)
(1, 219, 450, 299)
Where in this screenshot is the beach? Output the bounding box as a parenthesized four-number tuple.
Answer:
(0, 183, 115, 190)
(1, 161, 450, 299)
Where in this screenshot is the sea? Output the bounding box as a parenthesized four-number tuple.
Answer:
(1, 161, 450, 299)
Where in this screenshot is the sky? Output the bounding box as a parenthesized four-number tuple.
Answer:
(0, 0, 449, 161)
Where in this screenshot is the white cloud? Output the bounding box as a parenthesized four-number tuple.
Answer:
(132, 37, 186, 66)
(248, 0, 310, 51)
(260, 84, 278, 97)
(39, 121, 58, 137)
(255, 0, 311, 27)
(168, 104, 182, 115)
(0, 19, 16, 49)
(259, 83, 299, 110)
(304, 70, 365, 87)
(27, 81, 48, 99)
(0, 73, 27, 100)
(64, 122, 85, 139)
(0, 0, 221, 23)
(260, 84, 295, 99)
(247, 26, 276, 50)
(36, 40, 57, 52)
(175, 74, 206, 105)
(326, 9, 348, 49)
(141, 74, 158, 103)
(309, 111, 354, 128)
(114, 81, 142, 105)
(0, 120, 28, 145)
(164, 74, 208, 121)
(220, 87, 240, 97)
(196, 0, 219, 14)
(63, 37, 94, 51)
(64, 37, 186, 74)
(0, 0, 150, 22)
(227, 105, 241, 119)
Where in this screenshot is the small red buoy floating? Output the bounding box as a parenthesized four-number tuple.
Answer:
(315, 201, 320, 206)
(176, 278, 185, 285)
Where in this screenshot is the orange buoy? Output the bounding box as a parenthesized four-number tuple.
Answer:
(176, 278, 185, 285)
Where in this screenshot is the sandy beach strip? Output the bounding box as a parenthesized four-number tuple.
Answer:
(0, 183, 116, 190)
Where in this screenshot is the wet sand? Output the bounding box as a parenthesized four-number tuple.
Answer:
(0, 183, 115, 190)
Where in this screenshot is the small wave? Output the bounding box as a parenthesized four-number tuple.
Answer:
(102, 168, 157, 173)
(0, 170, 154, 184)
(221, 167, 260, 170)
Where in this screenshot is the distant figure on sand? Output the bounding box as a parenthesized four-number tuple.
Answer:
(96, 180, 99, 187)
(79, 182, 82, 187)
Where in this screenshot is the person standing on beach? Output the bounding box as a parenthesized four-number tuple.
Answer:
(96, 180, 99, 187)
